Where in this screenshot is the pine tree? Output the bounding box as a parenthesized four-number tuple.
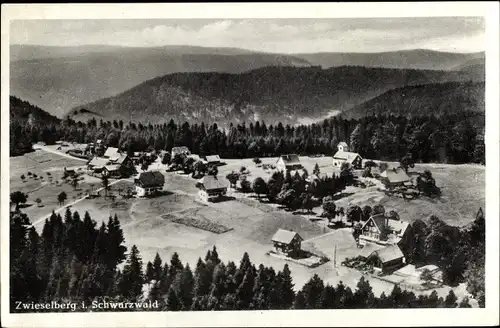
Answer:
(236, 267, 255, 309)
(280, 264, 295, 309)
(117, 245, 144, 300)
(152, 253, 163, 282)
(106, 214, 127, 270)
(313, 163, 320, 175)
(293, 291, 306, 309)
(145, 261, 155, 283)
(165, 286, 182, 311)
(301, 274, 324, 309)
(173, 264, 195, 310)
(444, 290, 458, 308)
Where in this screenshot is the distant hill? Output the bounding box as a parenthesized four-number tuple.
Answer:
(10, 95, 60, 124)
(10, 45, 312, 117)
(68, 65, 484, 126)
(340, 81, 485, 119)
(295, 49, 485, 71)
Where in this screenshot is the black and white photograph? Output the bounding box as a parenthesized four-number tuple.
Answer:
(1, 3, 499, 327)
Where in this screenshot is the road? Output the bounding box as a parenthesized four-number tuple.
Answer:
(32, 144, 88, 162)
(30, 178, 128, 228)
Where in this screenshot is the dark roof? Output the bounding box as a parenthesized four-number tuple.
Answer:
(278, 154, 301, 165)
(380, 168, 410, 183)
(135, 171, 165, 188)
(198, 175, 228, 190)
(371, 245, 404, 263)
(271, 229, 303, 244)
(333, 151, 362, 163)
(361, 214, 386, 233)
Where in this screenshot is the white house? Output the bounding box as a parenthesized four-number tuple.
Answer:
(134, 171, 165, 197)
(332, 142, 362, 169)
(276, 154, 303, 172)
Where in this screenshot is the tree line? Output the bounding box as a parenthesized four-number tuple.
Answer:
(11, 96, 484, 165)
(11, 207, 483, 312)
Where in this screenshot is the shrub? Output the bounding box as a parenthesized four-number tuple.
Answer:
(253, 158, 262, 165)
(27, 172, 32, 176)
(240, 179, 251, 192)
(364, 160, 378, 168)
(20, 175, 25, 180)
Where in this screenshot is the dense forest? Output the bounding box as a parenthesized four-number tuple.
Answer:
(342, 81, 484, 119)
(10, 96, 485, 165)
(67, 65, 483, 124)
(10, 206, 484, 312)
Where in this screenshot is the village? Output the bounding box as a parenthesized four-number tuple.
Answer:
(8, 136, 464, 299)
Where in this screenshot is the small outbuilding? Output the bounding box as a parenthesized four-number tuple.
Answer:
(271, 229, 303, 258)
(204, 155, 221, 165)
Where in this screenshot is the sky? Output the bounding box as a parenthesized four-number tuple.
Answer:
(10, 17, 485, 53)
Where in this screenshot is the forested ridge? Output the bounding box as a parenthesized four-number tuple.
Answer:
(11, 96, 485, 164)
(67, 65, 483, 125)
(10, 206, 484, 312)
(342, 81, 484, 119)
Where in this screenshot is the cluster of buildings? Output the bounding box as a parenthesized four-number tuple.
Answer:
(356, 213, 413, 273)
(87, 147, 135, 178)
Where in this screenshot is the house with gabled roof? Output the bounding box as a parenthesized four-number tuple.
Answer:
(196, 175, 228, 202)
(104, 147, 121, 161)
(271, 229, 303, 257)
(134, 171, 165, 197)
(367, 244, 405, 273)
(379, 167, 411, 188)
(358, 213, 414, 260)
(332, 142, 362, 169)
(276, 154, 303, 172)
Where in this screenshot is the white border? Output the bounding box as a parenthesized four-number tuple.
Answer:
(1, 2, 499, 327)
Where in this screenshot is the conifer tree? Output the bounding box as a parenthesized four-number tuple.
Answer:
(152, 253, 163, 282)
(145, 261, 155, 283)
(301, 274, 324, 309)
(165, 287, 182, 311)
(117, 245, 144, 300)
(280, 264, 295, 309)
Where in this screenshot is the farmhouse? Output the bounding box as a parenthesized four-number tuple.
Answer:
(103, 147, 121, 161)
(276, 154, 303, 172)
(196, 175, 228, 202)
(204, 155, 221, 165)
(87, 156, 109, 173)
(103, 165, 121, 178)
(367, 244, 405, 273)
(379, 167, 411, 188)
(171, 146, 191, 158)
(332, 142, 362, 169)
(271, 229, 303, 258)
(358, 213, 414, 257)
(134, 171, 165, 197)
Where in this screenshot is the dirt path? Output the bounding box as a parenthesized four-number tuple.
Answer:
(32, 145, 88, 162)
(30, 178, 127, 227)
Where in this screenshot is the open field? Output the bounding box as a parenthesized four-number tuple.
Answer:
(217, 156, 485, 226)
(12, 150, 483, 301)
